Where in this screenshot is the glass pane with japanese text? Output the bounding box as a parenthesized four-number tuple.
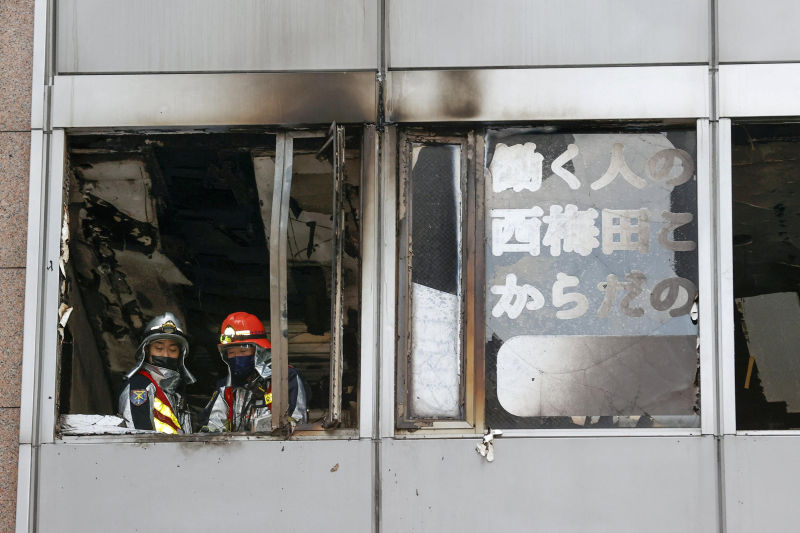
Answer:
(484, 128, 699, 429)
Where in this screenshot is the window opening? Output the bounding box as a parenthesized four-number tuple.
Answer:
(284, 128, 359, 429)
(731, 122, 800, 430)
(396, 125, 701, 432)
(58, 130, 360, 435)
(396, 131, 476, 429)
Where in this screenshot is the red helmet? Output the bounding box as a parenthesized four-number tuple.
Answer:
(218, 312, 271, 350)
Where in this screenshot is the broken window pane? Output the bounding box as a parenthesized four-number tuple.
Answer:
(407, 144, 463, 419)
(485, 128, 700, 429)
(732, 123, 800, 430)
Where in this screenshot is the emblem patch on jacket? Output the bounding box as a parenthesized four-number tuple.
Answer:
(130, 389, 148, 406)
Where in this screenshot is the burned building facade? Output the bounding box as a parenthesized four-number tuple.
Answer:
(6, 1, 800, 532)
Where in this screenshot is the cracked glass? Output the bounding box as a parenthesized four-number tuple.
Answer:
(484, 128, 700, 429)
(407, 144, 464, 419)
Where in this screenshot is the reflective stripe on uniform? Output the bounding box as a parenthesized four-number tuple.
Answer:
(225, 386, 234, 429)
(137, 370, 183, 434)
(154, 417, 178, 434)
(154, 396, 182, 432)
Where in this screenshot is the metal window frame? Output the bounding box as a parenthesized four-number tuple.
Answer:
(698, 118, 718, 436)
(359, 124, 379, 439)
(20, 129, 65, 448)
(393, 121, 710, 438)
(395, 128, 482, 432)
(719, 117, 800, 437)
(717, 118, 737, 436)
(22, 126, 364, 442)
(272, 127, 352, 432)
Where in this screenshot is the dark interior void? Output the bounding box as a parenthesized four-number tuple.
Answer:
(60, 131, 361, 430)
(732, 123, 800, 430)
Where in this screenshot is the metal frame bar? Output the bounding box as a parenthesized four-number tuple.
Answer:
(387, 66, 709, 123)
(379, 126, 397, 439)
(325, 125, 346, 428)
(38, 129, 65, 444)
(716, 116, 800, 436)
(16, 129, 64, 533)
(359, 125, 379, 439)
(51, 73, 378, 128)
(463, 130, 477, 429)
(273, 128, 352, 431)
(18, 130, 45, 448)
(717, 118, 736, 435)
(719, 64, 800, 118)
(472, 131, 487, 432)
(269, 133, 290, 430)
(697, 119, 717, 435)
(394, 130, 411, 426)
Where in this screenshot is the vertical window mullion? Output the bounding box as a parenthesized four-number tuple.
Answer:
(717, 118, 736, 435)
(269, 133, 291, 430)
(325, 125, 346, 428)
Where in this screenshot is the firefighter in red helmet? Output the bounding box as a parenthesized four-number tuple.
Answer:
(200, 312, 308, 432)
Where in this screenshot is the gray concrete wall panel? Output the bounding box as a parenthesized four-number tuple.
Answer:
(387, 66, 709, 122)
(719, 0, 800, 63)
(388, 0, 709, 69)
(52, 73, 377, 128)
(723, 435, 800, 533)
(37, 439, 372, 532)
(381, 437, 718, 533)
(56, 0, 378, 73)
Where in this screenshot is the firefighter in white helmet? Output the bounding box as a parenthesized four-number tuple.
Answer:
(118, 312, 195, 434)
(201, 311, 308, 432)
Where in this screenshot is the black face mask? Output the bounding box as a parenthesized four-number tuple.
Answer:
(150, 356, 180, 371)
(229, 355, 256, 386)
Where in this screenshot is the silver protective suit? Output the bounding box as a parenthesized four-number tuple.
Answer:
(203, 344, 307, 432)
(118, 313, 196, 434)
(118, 363, 193, 434)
